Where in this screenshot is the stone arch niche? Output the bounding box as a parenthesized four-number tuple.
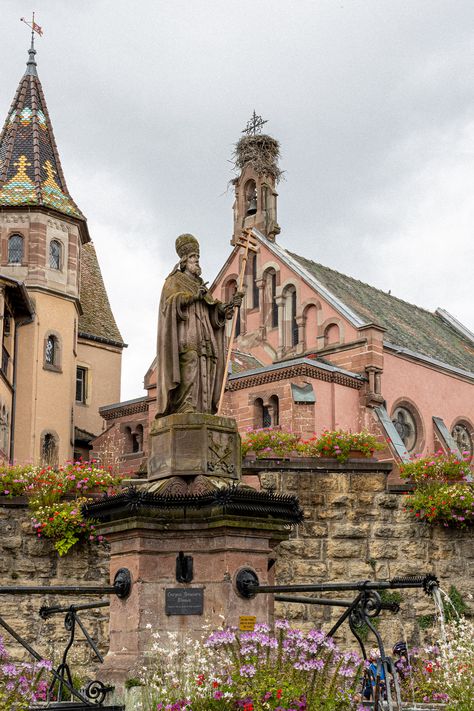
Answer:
(324, 322, 340, 346)
(40, 430, 59, 467)
(302, 301, 321, 350)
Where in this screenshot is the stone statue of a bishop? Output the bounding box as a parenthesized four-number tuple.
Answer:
(156, 234, 242, 417)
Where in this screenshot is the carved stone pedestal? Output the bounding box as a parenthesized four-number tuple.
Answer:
(148, 413, 241, 481)
(87, 488, 301, 693)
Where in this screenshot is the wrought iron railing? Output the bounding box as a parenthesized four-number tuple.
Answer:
(0, 568, 131, 708)
(236, 570, 439, 711)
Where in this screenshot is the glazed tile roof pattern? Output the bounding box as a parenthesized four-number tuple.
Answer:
(79, 243, 124, 346)
(230, 349, 264, 374)
(289, 251, 474, 374)
(0, 52, 85, 220)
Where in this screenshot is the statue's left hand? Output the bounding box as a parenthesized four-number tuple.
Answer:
(231, 291, 244, 308)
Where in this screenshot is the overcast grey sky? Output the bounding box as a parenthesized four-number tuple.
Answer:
(1, 1, 473, 401)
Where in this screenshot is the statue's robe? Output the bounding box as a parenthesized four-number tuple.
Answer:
(156, 267, 227, 416)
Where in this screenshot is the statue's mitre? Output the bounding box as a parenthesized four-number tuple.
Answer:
(175, 233, 200, 258)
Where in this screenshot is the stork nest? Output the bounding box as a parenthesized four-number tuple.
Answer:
(232, 134, 283, 182)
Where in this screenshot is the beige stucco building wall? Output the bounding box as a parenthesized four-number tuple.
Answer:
(13, 291, 77, 464)
(75, 339, 122, 437)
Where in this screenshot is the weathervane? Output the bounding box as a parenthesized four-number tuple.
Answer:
(20, 11, 43, 47)
(242, 110, 268, 136)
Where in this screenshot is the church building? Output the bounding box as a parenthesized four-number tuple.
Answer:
(93, 120, 473, 477)
(0, 40, 124, 465)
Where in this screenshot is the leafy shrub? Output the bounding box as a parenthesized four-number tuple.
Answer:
(241, 429, 300, 458)
(401, 451, 474, 528)
(299, 430, 385, 462)
(0, 460, 124, 555)
(241, 428, 385, 462)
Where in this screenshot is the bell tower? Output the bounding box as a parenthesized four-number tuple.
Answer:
(231, 112, 281, 244)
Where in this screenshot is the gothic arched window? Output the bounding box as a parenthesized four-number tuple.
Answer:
(49, 240, 62, 270)
(8, 234, 23, 264)
(283, 285, 298, 348)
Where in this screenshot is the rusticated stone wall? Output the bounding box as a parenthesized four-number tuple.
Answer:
(1, 459, 472, 677)
(243, 458, 473, 648)
(0, 499, 110, 675)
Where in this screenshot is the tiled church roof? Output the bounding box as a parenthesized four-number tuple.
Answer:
(289, 251, 474, 374)
(79, 243, 125, 347)
(0, 45, 85, 222)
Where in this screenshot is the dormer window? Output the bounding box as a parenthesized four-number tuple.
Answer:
(49, 240, 61, 269)
(8, 234, 23, 264)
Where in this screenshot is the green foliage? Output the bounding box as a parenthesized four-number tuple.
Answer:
(417, 585, 469, 629)
(445, 585, 469, 621)
(400, 450, 471, 484)
(241, 429, 301, 458)
(0, 460, 124, 555)
(241, 428, 385, 462)
(401, 451, 474, 528)
(301, 429, 385, 462)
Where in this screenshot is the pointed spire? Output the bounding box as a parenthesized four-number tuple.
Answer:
(0, 42, 88, 237)
(25, 34, 38, 76)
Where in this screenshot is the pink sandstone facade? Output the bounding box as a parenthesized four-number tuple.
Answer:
(93, 131, 474, 480)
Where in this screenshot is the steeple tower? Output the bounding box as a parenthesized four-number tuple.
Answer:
(231, 113, 281, 244)
(0, 40, 88, 238)
(0, 39, 123, 467)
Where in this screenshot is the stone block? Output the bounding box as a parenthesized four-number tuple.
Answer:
(303, 522, 328, 537)
(374, 493, 399, 509)
(148, 413, 241, 481)
(368, 540, 400, 559)
(349, 473, 386, 493)
(327, 540, 365, 559)
(332, 524, 369, 539)
(293, 561, 327, 579)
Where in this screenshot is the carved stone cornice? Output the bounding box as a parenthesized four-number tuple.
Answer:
(228, 362, 363, 391)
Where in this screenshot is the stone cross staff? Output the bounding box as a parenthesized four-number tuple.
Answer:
(217, 228, 258, 413)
